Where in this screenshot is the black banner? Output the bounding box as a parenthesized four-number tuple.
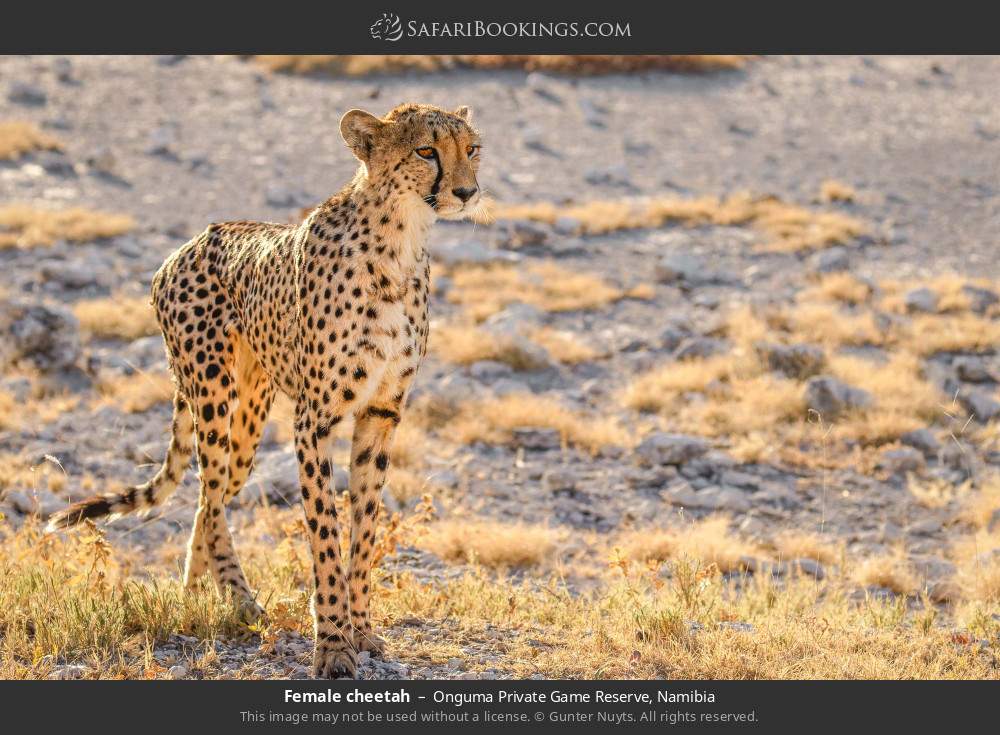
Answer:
(1, 680, 995, 732)
(0, 1, 997, 54)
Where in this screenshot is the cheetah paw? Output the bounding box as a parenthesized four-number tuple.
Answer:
(237, 598, 267, 626)
(353, 629, 386, 659)
(313, 645, 358, 679)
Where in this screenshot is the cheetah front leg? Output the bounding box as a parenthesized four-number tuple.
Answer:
(345, 405, 400, 658)
(294, 398, 356, 678)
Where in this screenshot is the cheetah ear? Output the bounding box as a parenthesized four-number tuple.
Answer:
(340, 109, 384, 162)
(454, 105, 473, 123)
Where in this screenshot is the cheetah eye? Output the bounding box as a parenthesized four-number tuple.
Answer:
(415, 147, 436, 159)
(466, 145, 480, 158)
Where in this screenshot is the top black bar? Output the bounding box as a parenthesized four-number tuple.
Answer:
(2, 1, 998, 54)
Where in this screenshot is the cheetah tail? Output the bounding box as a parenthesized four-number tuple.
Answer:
(46, 391, 195, 532)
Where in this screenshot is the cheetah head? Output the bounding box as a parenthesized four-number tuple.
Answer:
(340, 103, 483, 221)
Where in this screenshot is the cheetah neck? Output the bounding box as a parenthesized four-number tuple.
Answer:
(346, 170, 435, 277)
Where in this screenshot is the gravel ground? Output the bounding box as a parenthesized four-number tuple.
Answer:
(2, 54, 1000, 679)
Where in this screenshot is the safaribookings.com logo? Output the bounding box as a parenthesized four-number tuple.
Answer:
(370, 13, 631, 41)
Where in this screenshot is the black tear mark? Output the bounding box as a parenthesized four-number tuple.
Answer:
(426, 150, 443, 210)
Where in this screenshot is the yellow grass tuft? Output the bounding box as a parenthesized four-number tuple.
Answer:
(0, 205, 134, 249)
(96, 371, 175, 414)
(853, 551, 919, 596)
(805, 272, 872, 306)
(771, 531, 842, 566)
(451, 393, 630, 455)
(0, 121, 62, 160)
(446, 261, 632, 321)
(819, 180, 856, 203)
(73, 295, 159, 341)
(430, 323, 545, 370)
(491, 192, 867, 253)
(528, 327, 599, 364)
(418, 519, 557, 568)
(618, 516, 757, 573)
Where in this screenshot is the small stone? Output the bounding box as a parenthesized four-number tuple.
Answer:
(900, 428, 940, 456)
(654, 254, 732, 287)
(790, 558, 825, 579)
(511, 427, 561, 451)
(8, 81, 47, 106)
(146, 125, 178, 157)
(904, 287, 939, 314)
(584, 164, 630, 187)
(811, 247, 850, 273)
(499, 220, 550, 248)
(167, 665, 188, 679)
(758, 342, 826, 379)
(878, 446, 925, 475)
(0, 298, 81, 373)
(805, 376, 872, 420)
(468, 360, 513, 384)
(635, 433, 709, 466)
(954, 357, 995, 383)
(697, 485, 750, 512)
(542, 469, 577, 494)
(48, 664, 87, 680)
(436, 239, 520, 265)
(962, 285, 999, 314)
(959, 390, 1000, 423)
(674, 337, 728, 361)
(553, 216, 581, 235)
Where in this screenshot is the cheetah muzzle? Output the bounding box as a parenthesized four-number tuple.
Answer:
(47, 103, 485, 679)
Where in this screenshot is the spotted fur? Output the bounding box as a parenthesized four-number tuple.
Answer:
(48, 103, 483, 679)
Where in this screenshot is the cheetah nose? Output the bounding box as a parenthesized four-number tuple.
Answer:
(451, 186, 478, 203)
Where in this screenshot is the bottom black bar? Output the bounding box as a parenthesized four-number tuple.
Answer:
(3, 679, 995, 732)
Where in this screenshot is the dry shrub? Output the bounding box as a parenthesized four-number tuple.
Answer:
(959, 475, 1000, 530)
(819, 180, 856, 203)
(492, 192, 866, 253)
(0, 121, 62, 160)
(73, 295, 159, 341)
(446, 261, 630, 321)
(853, 551, 919, 595)
(953, 530, 1000, 605)
(0, 389, 16, 431)
(878, 274, 997, 315)
(826, 353, 943, 444)
(900, 313, 1000, 356)
(772, 531, 841, 565)
(430, 323, 546, 370)
(773, 302, 885, 347)
(96, 371, 175, 413)
(528, 327, 599, 364)
(0, 205, 134, 249)
(418, 519, 557, 568)
(451, 393, 630, 455)
(805, 272, 872, 306)
(618, 516, 755, 573)
(253, 55, 747, 76)
(909, 475, 965, 510)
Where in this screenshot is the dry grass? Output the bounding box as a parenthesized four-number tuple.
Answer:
(418, 519, 557, 568)
(253, 55, 747, 76)
(901, 313, 1000, 356)
(853, 551, 919, 596)
(960, 475, 1000, 530)
(0, 205, 134, 250)
(0, 121, 62, 161)
(492, 192, 867, 253)
(446, 261, 637, 322)
(805, 272, 872, 306)
(429, 323, 545, 370)
(878, 274, 998, 315)
(771, 531, 842, 566)
(527, 327, 599, 364)
(819, 180, 857, 203)
(2, 511, 997, 679)
(95, 371, 175, 414)
(73, 295, 159, 341)
(618, 516, 757, 573)
(450, 393, 631, 455)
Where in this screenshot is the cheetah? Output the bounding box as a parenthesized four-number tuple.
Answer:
(48, 103, 484, 679)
